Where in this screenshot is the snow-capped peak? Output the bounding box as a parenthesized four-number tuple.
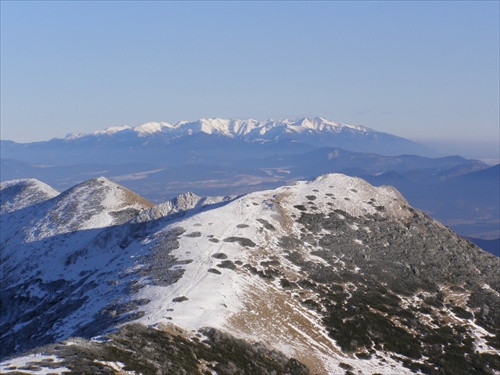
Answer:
(291, 117, 372, 132)
(65, 126, 132, 140)
(134, 122, 174, 136)
(94, 125, 132, 135)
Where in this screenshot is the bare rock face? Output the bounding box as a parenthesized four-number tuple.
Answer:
(1, 173, 499, 374)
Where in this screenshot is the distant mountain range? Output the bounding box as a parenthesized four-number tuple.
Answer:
(0, 117, 434, 166)
(1, 174, 499, 374)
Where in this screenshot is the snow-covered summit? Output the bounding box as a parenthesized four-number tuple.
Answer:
(134, 122, 175, 136)
(288, 116, 370, 132)
(0, 178, 59, 214)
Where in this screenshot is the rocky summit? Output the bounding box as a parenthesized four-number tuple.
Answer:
(1, 174, 499, 374)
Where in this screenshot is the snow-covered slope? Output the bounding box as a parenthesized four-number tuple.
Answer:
(1, 174, 499, 374)
(1, 177, 153, 244)
(128, 174, 416, 374)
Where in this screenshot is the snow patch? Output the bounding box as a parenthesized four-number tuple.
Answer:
(0, 354, 70, 374)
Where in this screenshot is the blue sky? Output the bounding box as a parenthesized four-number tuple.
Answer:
(1, 1, 498, 157)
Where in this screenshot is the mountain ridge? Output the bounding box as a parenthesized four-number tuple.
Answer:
(1, 177, 154, 244)
(63, 117, 374, 140)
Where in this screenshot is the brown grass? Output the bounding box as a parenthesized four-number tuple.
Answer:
(119, 185, 154, 209)
(274, 192, 294, 235)
(227, 279, 342, 374)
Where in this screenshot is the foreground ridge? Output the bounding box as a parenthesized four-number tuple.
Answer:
(1, 174, 499, 374)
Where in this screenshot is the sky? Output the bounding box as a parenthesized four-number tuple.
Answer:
(1, 1, 499, 158)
